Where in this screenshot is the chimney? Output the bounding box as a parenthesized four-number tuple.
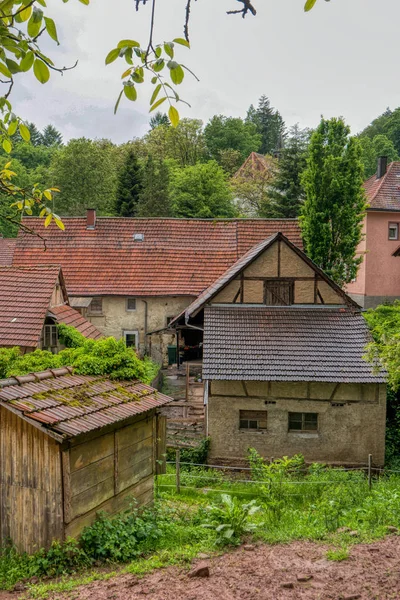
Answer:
(86, 208, 96, 230)
(377, 156, 388, 180)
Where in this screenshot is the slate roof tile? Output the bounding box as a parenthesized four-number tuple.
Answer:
(202, 305, 386, 383)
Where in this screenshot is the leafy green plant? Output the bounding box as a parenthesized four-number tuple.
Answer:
(31, 538, 91, 577)
(203, 494, 261, 545)
(166, 438, 210, 465)
(80, 505, 163, 562)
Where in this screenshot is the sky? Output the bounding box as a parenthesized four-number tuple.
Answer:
(10, 0, 400, 144)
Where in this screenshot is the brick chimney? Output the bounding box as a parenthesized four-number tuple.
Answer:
(86, 209, 96, 230)
(377, 156, 388, 180)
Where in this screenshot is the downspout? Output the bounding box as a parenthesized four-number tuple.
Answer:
(204, 380, 209, 436)
(143, 300, 148, 355)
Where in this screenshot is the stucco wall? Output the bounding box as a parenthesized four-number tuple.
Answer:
(208, 380, 386, 465)
(87, 296, 194, 364)
(347, 212, 400, 304)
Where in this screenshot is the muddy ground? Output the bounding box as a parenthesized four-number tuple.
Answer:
(5, 536, 400, 599)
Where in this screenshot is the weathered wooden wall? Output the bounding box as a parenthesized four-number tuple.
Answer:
(64, 411, 159, 539)
(0, 407, 63, 553)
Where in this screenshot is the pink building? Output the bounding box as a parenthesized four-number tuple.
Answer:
(347, 158, 400, 308)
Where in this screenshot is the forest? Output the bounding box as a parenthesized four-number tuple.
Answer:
(1, 95, 399, 237)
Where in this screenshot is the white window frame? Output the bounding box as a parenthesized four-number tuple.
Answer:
(389, 222, 399, 241)
(124, 330, 139, 349)
(126, 298, 137, 312)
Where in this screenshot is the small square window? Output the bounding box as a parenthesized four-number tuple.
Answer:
(239, 410, 267, 431)
(89, 297, 103, 315)
(124, 330, 138, 349)
(389, 223, 399, 240)
(288, 412, 318, 433)
(127, 298, 136, 311)
(264, 280, 294, 306)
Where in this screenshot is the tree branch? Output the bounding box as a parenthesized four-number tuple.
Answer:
(227, 0, 257, 17)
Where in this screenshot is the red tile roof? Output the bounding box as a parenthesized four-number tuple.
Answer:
(233, 152, 277, 179)
(0, 266, 62, 348)
(364, 161, 400, 211)
(0, 238, 16, 265)
(49, 305, 102, 340)
(0, 368, 172, 440)
(0, 266, 102, 348)
(13, 218, 302, 297)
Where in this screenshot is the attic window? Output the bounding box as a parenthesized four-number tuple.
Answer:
(264, 280, 294, 306)
(43, 324, 58, 351)
(389, 223, 399, 241)
(133, 233, 144, 242)
(89, 297, 103, 315)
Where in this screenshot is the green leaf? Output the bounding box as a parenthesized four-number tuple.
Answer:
(123, 83, 137, 101)
(0, 62, 11, 78)
(2, 139, 11, 154)
(173, 37, 190, 48)
(44, 213, 52, 227)
(20, 51, 34, 72)
(153, 59, 165, 73)
(27, 7, 43, 37)
(19, 123, 30, 142)
(7, 120, 17, 136)
(44, 17, 58, 43)
(168, 105, 179, 128)
(117, 39, 140, 49)
(5, 59, 20, 74)
(164, 42, 174, 59)
(79, 0, 90, 4)
(54, 217, 65, 231)
(304, 0, 318, 11)
(105, 48, 120, 65)
(33, 59, 49, 84)
(170, 64, 184, 85)
(15, 4, 32, 22)
(150, 84, 161, 105)
(150, 97, 167, 112)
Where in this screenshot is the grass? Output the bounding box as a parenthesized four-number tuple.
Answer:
(5, 452, 400, 598)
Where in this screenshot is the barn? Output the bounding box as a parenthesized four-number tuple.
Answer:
(0, 367, 171, 553)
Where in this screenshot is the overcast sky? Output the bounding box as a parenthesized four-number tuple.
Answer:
(11, 0, 400, 143)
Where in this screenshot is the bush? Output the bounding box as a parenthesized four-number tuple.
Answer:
(203, 494, 260, 546)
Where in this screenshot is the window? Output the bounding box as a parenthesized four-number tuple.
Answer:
(288, 412, 318, 433)
(43, 324, 58, 350)
(264, 280, 294, 305)
(239, 410, 268, 431)
(126, 298, 136, 311)
(124, 330, 139, 349)
(89, 297, 103, 315)
(133, 233, 144, 242)
(389, 223, 399, 240)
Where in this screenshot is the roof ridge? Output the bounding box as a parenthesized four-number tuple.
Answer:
(0, 366, 73, 388)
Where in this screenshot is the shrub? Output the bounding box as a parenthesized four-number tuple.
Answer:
(31, 538, 91, 577)
(203, 494, 261, 545)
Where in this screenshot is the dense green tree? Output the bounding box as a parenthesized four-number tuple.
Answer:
(359, 134, 399, 178)
(246, 96, 285, 155)
(170, 161, 236, 219)
(42, 124, 63, 147)
(144, 119, 206, 167)
(360, 107, 400, 156)
(149, 112, 170, 130)
(115, 148, 143, 217)
(204, 116, 261, 163)
(268, 125, 309, 218)
(137, 156, 171, 217)
(218, 149, 244, 176)
(27, 123, 44, 147)
(300, 117, 366, 286)
(49, 138, 118, 216)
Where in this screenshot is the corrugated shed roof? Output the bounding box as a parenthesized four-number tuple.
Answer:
(364, 161, 400, 211)
(0, 265, 61, 347)
(202, 305, 386, 383)
(0, 367, 172, 440)
(13, 218, 302, 296)
(49, 305, 103, 340)
(0, 238, 16, 265)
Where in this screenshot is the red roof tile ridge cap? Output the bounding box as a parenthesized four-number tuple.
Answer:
(367, 161, 395, 204)
(0, 264, 61, 272)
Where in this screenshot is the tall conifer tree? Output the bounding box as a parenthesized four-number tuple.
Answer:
(115, 148, 143, 217)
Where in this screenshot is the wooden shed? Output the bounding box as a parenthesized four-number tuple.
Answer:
(0, 367, 171, 553)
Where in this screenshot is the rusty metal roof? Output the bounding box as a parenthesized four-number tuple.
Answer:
(0, 367, 172, 441)
(202, 305, 386, 383)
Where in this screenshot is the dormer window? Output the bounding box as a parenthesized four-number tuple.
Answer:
(389, 223, 399, 241)
(133, 233, 144, 242)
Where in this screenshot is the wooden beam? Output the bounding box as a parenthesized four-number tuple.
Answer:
(240, 273, 244, 303)
(277, 239, 281, 277)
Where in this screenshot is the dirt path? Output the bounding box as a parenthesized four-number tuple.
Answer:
(47, 536, 400, 600)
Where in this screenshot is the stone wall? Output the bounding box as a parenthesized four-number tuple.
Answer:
(87, 296, 194, 365)
(207, 380, 387, 465)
